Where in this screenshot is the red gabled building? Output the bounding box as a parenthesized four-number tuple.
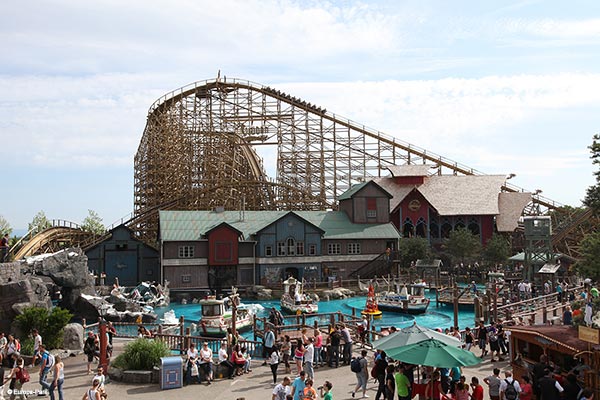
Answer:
(374, 165, 532, 247)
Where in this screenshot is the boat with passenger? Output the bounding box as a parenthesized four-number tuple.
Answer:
(280, 277, 318, 314)
(198, 290, 254, 336)
(377, 281, 430, 314)
(361, 282, 382, 319)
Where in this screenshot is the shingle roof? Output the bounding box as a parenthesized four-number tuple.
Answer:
(338, 182, 369, 200)
(376, 175, 507, 215)
(159, 210, 401, 241)
(497, 192, 532, 232)
(387, 164, 433, 177)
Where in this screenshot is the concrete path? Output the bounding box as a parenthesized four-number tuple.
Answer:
(13, 339, 511, 400)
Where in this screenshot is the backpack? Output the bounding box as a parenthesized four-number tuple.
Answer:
(46, 353, 55, 368)
(16, 367, 30, 384)
(350, 357, 362, 373)
(504, 379, 518, 400)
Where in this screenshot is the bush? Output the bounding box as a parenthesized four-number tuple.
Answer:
(20, 338, 34, 356)
(112, 339, 170, 370)
(15, 307, 73, 349)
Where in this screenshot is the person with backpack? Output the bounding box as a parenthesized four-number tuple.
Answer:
(351, 349, 369, 399)
(39, 343, 54, 394)
(3, 356, 28, 400)
(500, 371, 522, 400)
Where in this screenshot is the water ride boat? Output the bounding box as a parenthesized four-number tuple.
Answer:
(198, 290, 254, 336)
(280, 277, 318, 314)
(361, 283, 382, 319)
(377, 281, 430, 314)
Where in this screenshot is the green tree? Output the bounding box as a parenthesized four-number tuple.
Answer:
(28, 210, 51, 232)
(15, 306, 73, 349)
(584, 134, 600, 213)
(397, 237, 431, 268)
(444, 227, 481, 265)
(81, 209, 106, 235)
(0, 214, 12, 236)
(482, 234, 510, 267)
(576, 231, 600, 281)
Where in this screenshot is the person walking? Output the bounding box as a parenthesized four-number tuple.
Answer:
(340, 324, 353, 365)
(3, 356, 27, 400)
(484, 368, 502, 400)
(304, 337, 315, 381)
(395, 364, 411, 400)
(82, 378, 102, 400)
(538, 369, 563, 400)
(519, 376, 533, 400)
(263, 325, 276, 366)
(49, 355, 65, 400)
(291, 371, 306, 400)
(351, 349, 369, 399)
(373, 350, 388, 400)
(314, 329, 323, 368)
(294, 339, 305, 376)
(38, 344, 53, 394)
(477, 321, 488, 358)
(272, 376, 291, 400)
(499, 371, 521, 400)
(280, 335, 292, 374)
(328, 326, 341, 368)
(303, 378, 317, 400)
(385, 365, 396, 400)
(319, 380, 333, 400)
(268, 347, 280, 386)
(471, 377, 484, 400)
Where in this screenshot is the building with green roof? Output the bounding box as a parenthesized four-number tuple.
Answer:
(159, 192, 400, 292)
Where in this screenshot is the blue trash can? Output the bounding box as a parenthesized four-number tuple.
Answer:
(160, 356, 183, 389)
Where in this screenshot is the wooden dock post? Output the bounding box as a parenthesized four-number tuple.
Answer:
(179, 316, 185, 337)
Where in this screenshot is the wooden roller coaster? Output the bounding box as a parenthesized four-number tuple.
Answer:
(8, 76, 595, 260)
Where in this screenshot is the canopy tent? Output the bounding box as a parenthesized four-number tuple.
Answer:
(386, 338, 482, 368)
(371, 323, 461, 351)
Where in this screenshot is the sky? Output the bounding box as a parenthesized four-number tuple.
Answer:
(1, 0, 599, 233)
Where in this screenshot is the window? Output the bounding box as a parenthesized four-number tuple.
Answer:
(265, 246, 273, 257)
(348, 243, 361, 254)
(286, 238, 296, 256)
(309, 244, 317, 255)
(367, 198, 377, 218)
(296, 241, 304, 255)
(181, 274, 191, 283)
(178, 246, 194, 258)
(277, 242, 286, 256)
(327, 243, 341, 255)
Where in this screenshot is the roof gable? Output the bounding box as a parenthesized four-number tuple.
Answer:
(338, 181, 392, 201)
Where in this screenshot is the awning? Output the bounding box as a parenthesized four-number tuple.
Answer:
(538, 263, 561, 274)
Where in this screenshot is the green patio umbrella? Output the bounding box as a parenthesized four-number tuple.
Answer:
(371, 323, 461, 351)
(386, 338, 482, 368)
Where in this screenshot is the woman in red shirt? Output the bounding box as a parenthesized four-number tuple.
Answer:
(519, 376, 533, 400)
(470, 377, 484, 400)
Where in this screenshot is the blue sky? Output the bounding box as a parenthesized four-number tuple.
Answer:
(1, 0, 599, 232)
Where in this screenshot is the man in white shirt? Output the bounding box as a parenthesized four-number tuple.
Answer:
(93, 365, 107, 398)
(31, 329, 43, 367)
(272, 376, 291, 400)
(303, 337, 315, 380)
(499, 370, 522, 400)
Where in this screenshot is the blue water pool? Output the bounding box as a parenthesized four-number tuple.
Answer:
(154, 290, 477, 337)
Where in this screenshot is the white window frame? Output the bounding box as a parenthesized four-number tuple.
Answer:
(327, 243, 341, 255)
(308, 244, 317, 256)
(277, 242, 286, 256)
(178, 245, 194, 258)
(296, 241, 305, 256)
(348, 243, 361, 255)
(265, 245, 273, 257)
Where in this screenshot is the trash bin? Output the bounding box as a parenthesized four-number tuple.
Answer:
(160, 356, 183, 390)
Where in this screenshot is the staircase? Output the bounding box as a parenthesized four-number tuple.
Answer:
(349, 251, 397, 279)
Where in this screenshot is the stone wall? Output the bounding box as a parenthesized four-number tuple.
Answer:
(0, 262, 23, 284)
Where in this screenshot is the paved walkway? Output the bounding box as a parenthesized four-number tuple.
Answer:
(13, 339, 510, 400)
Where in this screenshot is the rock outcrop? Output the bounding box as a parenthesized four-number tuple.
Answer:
(322, 287, 355, 299)
(63, 323, 85, 351)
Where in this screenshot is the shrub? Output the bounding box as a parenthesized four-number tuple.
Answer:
(112, 338, 170, 370)
(20, 338, 34, 356)
(15, 307, 73, 349)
